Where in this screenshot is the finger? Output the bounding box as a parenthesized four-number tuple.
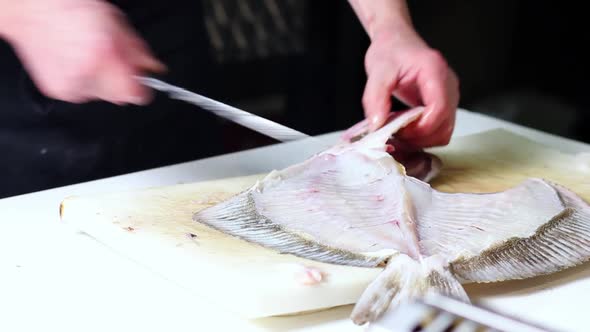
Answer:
(126, 38, 167, 73)
(399, 57, 458, 140)
(404, 110, 455, 147)
(393, 83, 421, 108)
(47, 71, 96, 104)
(96, 68, 150, 105)
(104, 30, 161, 105)
(362, 64, 399, 131)
(118, 24, 167, 73)
(109, 6, 166, 71)
(93, 48, 152, 105)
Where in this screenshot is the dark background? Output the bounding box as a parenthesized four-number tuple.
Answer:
(0, 0, 588, 198)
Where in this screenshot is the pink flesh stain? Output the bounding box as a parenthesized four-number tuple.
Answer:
(376, 194, 385, 201)
(389, 220, 400, 228)
(322, 154, 336, 161)
(297, 266, 324, 285)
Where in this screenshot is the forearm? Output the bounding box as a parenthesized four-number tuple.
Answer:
(0, 0, 20, 40)
(348, 0, 415, 41)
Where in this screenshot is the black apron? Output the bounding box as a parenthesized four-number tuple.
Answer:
(0, 0, 368, 198)
(0, 0, 227, 198)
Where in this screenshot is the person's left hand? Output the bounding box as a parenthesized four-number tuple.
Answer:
(362, 27, 460, 148)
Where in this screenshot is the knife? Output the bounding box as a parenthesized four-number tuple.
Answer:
(137, 76, 311, 143)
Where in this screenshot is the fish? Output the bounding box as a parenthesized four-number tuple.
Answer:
(192, 107, 590, 326)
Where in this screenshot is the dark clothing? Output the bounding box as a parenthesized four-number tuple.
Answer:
(0, 0, 369, 198)
(0, 0, 227, 198)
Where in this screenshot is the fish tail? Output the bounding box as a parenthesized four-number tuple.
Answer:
(350, 253, 468, 325)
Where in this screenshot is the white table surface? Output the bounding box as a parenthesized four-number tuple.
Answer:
(1, 108, 589, 332)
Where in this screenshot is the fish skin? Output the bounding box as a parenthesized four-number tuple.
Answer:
(192, 107, 590, 325)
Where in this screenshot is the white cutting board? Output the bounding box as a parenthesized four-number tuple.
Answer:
(59, 129, 590, 321)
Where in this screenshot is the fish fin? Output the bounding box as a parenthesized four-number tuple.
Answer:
(340, 108, 424, 144)
(425, 266, 470, 302)
(412, 178, 571, 259)
(192, 190, 385, 268)
(350, 254, 468, 325)
(452, 182, 590, 282)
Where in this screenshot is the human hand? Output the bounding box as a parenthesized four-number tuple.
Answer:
(0, 0, 165, 105)
(362, 28, 459, 147)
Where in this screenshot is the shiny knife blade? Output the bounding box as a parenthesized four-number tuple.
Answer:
(138, 76, 311, 143)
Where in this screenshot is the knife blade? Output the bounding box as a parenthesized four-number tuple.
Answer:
(137, 76, 311, 143)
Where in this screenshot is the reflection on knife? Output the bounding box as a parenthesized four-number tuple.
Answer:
(137, 76, 311, 143)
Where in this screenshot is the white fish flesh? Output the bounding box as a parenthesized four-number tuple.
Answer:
(193, 107, 590, 325)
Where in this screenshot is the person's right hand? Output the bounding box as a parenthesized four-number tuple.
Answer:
(0, 0, 165, 105)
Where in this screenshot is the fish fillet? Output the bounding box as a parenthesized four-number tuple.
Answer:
(193, 107, 590, 326)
